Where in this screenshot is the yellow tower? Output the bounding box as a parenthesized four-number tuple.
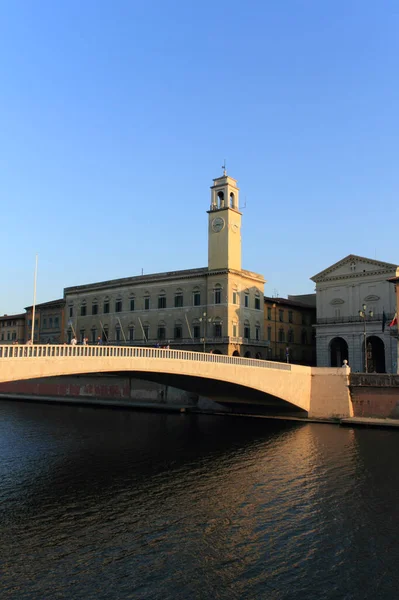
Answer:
(208, 172, 242, 271)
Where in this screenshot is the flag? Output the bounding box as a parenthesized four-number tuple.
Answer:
(382, 311, 387, 332)
(389, 313, 398, 327)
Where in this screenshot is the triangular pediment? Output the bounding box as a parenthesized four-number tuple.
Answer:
(311, 254, 399, 283)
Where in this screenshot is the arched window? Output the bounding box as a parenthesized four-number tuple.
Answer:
(103, 296, 110, 314)
(217, 191, 225, 208)
(157, 320, 166, 340)
(193, 319, 201, 339)
(115, 297, 122, 313)
(244, 289, 250, 308)
(229, 192, 235, 208)
(255, 322, 260, 341)
(193, 287, 201, 306)
(158, 290, 166, 309)
(174, 288, 183, 307)
(232, 286, 239, 305)
(213, 318, 222, 338)
(254, 292, 261, 310)
(80, 301, 87, 317)
(244, 320, 250, 339)
(214, 284, 222, 305)
(129, 294, 135, 312)
(144, 292, 150, 311)
(115, 324, 121, 342)
(128, 323, 135, 341)
(174, 320, 183, 340)
(92, 298, 98, 315)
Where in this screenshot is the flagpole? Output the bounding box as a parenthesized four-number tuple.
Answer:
(31, 254, 38, 344)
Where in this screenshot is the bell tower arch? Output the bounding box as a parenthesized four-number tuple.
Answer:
(208, 172, 242, 271)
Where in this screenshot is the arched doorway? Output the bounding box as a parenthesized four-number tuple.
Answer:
(329, 337, 348, 367)
(244, 351, 251, 358)
(365, 336, 385, 373)
(232, 350, 240, 357)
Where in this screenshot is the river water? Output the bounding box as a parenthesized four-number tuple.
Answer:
(1, 400, 399, 599)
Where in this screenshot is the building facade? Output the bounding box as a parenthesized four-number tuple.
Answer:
(63, 173, 268, 357)
(312, 254, 399, 373)
(263, 296, 316, 364)
(0, 313, 26, 343)
(25, 299, 65, 344)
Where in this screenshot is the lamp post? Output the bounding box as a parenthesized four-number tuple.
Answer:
(199, 312, 211, 353)
(359, 303, 373, 372)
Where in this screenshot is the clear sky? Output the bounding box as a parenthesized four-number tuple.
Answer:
(1, 0, 398, 314)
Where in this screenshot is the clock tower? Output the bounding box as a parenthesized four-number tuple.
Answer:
(208, 172, 242, 271)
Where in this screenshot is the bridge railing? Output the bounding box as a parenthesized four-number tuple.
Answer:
(0, 344, 291, 371)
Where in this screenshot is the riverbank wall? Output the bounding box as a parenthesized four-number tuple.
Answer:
(350, 374, 399, 418)
(0, 374, 228, 412)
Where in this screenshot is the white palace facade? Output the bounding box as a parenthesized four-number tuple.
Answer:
(63, 173, 268, 357)
(312, 254, 399, 373)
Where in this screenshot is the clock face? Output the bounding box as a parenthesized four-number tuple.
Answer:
(212, 217, 225, 232)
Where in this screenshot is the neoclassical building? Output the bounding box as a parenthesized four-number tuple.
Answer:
(312, 254, 399, 373)
(63, 173, 268, 357)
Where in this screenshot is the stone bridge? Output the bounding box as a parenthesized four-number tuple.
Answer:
(0, 345, 353, 418)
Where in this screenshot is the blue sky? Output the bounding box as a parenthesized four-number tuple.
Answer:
(1, 0, 398, 314)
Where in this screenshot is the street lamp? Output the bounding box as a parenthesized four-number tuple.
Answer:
(359, 303, 373, 372)
(199, 312, 211, 353)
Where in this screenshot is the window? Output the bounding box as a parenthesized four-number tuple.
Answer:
(193, 325, 201, 338)
(128, 326, 135, 341)
(157, 325, 166, 340)
(158, 294, 166, 309)
(255, 325, 260, 341)
(214, 285, 222, 304)
(213, 321, 222, 337)
(278, 328, 285, 342)
(43, 318, 47, 328)
(67, 330, 72, 343)
(115, 326, 121, 342)
(144, 296, 150, 310)
(244, 321, 250, 339)
(267, 307, 272, 320)
(49, 317, 53, 328)
(301, 330, 308, 345)
(244, 293, 249, 308)
(12, 331, 16, 340)
(92, 302, 98, 315)
(115, 299, 122, 313)
(130, 298, 135, 311)
(279, 310, 284, 322)
(193, 289, 201, 306)
(174, 325, 182, 339)
(54, 317, 59, 327)
(233, 290, 238, 304)
(7, 332, 10, 341)
(232, 322, 237, 337)
(288, 311, 293, 323)
(69, 306, 73, 318)
(267, 326, 272, 341)
(255, 295, 261, 310)
(143, 325, 149, 341)
(81, 304, 87, 317)
(104, 300, 110, 314)
(288, 329, 294, 343)
(91, 328, 97, 343)
(80, 329, 85, 343)
(174, 291, 183, 307)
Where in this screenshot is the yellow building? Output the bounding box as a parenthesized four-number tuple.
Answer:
(264, 295, 316, 364)
(0, 313, 26, 344)
(63, 172, 269, 357)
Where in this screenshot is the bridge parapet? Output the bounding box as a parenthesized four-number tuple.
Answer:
(0, 344, 291, 371)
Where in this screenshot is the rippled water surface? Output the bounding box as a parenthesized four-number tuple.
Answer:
(1, 401, 399, 599)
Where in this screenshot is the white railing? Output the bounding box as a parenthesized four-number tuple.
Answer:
(0, 344, 291, 371)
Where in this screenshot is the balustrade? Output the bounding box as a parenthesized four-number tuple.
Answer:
(0, 344, 291, 371)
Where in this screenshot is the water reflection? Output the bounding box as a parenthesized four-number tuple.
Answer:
(1, 401, 399, 599)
